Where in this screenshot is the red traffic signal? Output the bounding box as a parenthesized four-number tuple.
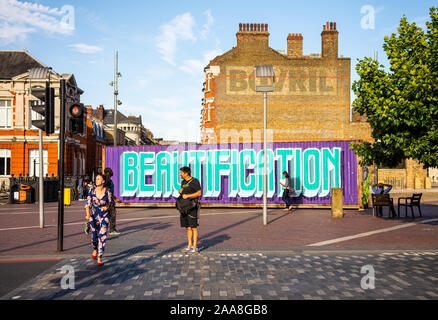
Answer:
(69, 104, 84, 118)
(68, 103, 84, 134)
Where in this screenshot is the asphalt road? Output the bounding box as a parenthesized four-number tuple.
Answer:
(0, 259, 60, 297)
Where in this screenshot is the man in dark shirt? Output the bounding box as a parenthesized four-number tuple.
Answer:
(104, 168, 122, 235)
(179, 166, 202, 253)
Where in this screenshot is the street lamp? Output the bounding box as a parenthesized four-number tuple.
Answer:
(110, 51, 121, 146)
(254, 65, 275, 226)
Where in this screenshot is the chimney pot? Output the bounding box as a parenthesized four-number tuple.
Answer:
(239, 23, 242, 31)
(334, 22, 336, 30)
(265, 24, 268, 31)
(326, 22, 329, 29)
(330, 22, 333, 30)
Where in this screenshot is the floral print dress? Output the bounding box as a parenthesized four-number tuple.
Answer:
(85, 187, 112, 257)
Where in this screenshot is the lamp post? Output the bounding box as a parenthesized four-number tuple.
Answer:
(110, 51, 122, 146)
(254, 65, 275, 226)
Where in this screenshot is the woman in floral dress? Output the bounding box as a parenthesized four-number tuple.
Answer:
(85, 173, 112, 266)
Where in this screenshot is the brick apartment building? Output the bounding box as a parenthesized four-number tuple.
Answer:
(200, 22, 429, 189)
(0, 50, 89, 187)
(201, 22, 372, 144)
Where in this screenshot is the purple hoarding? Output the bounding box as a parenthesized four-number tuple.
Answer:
(105, 141, 358, 205)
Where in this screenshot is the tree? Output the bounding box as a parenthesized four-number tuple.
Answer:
(351, 7, 438, 168)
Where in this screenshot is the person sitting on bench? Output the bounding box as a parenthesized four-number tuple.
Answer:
(371, 183, 392, 195)
(372, 183, 393, 217)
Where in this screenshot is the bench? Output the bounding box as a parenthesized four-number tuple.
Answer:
(398, 193, 422, 218)
(372, 194, 396, 218)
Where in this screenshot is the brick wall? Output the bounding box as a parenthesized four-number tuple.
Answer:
(201, 22, 372, 144)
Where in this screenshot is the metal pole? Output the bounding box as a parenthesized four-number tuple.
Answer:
(263, 92, 267, 226)
(57, 79, 66, 252)
(38, 129, 44, 228)
(114, 51, 118, 146)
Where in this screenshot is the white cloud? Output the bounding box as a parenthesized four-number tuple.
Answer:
(200, 9, 214, 39)
(179, 49, 222, 75)
(156, 12, 197, 65)
(0, 22, 34, 43)
(0, 0, 74, 43)
(68, 43, 103, 54)
(179, 59, 206, 75)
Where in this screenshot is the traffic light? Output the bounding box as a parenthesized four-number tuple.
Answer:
(68, 103, 84, 134)
(31, 81, 55, 135)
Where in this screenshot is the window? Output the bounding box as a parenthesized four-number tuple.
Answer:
(0, 149, 11, 176)
(29, 149, 48, 177)
(0, 100, 12, 128)
(206, 74, 211, 92)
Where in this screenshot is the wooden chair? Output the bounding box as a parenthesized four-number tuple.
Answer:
(372, 194, 396, 218)
(398, 193, 423, 218)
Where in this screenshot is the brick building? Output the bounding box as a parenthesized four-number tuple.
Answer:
(91, 104, 157, 146)
(200, 22, 429, 190)
(0, 50, 88, 187)
(201, 22, 372, 144)
(84, 105, 107, 176)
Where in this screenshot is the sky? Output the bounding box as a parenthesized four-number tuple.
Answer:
(0, 0, 436, 143)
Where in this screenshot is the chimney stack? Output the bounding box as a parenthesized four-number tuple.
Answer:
(98, 104, 104, 121)
(85, 105, 93, 117)
(287, 33, 303, 58)
(236, 22, 269, 49)
(321, 21, 338, 59)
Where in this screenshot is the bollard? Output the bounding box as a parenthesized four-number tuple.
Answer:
(64, 188, 71, 206)
(331, 188, 343, 218)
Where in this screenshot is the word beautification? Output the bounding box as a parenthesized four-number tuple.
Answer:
(120, 147, 341, 199)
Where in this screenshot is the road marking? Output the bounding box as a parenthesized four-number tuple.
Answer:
(0, 210, 257, 232)
(306, 218, 438, 247)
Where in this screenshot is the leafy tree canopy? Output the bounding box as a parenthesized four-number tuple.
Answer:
(351, 7, 438, 168)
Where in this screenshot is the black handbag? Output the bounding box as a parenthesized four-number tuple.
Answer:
(176, 196, 198, 214)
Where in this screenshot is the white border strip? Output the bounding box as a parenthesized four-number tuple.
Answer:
(307, 218, 438, 247)
(0, 210, 256, 232)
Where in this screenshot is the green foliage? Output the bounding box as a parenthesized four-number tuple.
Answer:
(351, 7, 438, 168)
